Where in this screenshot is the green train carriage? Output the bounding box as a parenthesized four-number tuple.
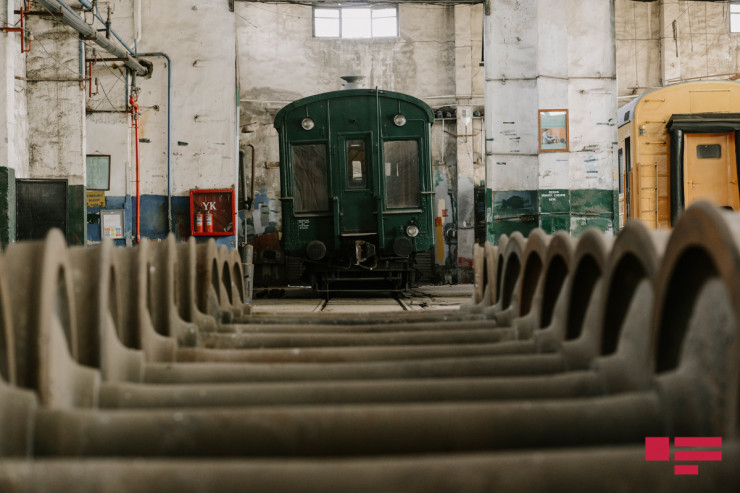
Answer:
(274, 89, 436, 291)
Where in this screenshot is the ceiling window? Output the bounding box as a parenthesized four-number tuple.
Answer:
(314, 6, 398, 39)
(732, 4, 740, 33)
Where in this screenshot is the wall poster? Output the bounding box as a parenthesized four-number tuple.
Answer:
(539, 109, 569, 152)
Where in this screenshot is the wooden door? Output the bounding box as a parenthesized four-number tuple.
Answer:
(684, 133, 739, 210)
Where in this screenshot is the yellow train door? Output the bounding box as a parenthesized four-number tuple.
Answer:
(684, 133, 739, 210)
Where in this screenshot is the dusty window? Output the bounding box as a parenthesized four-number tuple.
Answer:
(732, 4, 740, 33)
(292, 144, 329, 212)
(384, 140, 419, 208)
(314, 6, 398, 39)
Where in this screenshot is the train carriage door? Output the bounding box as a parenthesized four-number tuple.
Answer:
(339, 135, 376, 233)
(684, 133, 739, 210)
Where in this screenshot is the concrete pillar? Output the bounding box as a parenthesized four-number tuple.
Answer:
(485, 0, 539, 242)
(455, 5, 476, 280)
(25, 13, 86, 245)
(0, 3, 16, 247)
(485, 0, 617, 241)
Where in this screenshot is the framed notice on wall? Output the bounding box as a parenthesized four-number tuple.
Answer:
(100, 209, 125, 239)
(86, 155, 111, 190)
(189, 188, 235, 236)
(539, 109, 569, 152)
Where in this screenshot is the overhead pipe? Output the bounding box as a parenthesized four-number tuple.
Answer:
(35, 0, 148, 76)
(75, 0, 137, 56)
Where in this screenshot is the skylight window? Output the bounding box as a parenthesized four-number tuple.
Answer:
(314, 6, 398, 39)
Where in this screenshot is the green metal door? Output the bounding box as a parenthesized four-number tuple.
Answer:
(339, 135, 376, 234)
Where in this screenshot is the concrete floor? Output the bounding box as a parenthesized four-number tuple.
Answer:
(250, 285, 474, 315)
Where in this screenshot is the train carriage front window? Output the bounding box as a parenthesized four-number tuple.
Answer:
(384, 140, 420, 208)
(292, 144, 329, 212)
(346, 140, 367, 189)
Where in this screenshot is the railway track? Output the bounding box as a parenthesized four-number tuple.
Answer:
(292, 288, 467, 313)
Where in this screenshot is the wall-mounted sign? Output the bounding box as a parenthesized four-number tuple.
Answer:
(539, 109, 569, 152)
(86, 190, 106, 207)
(100, 209, 124, 239)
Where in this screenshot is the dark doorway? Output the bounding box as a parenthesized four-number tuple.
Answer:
(16, 179, 67, 241)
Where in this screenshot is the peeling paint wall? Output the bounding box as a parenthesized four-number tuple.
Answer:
(25, 12, 87, 244)
(616, 0, 740, 100)
(615, 0, 662, 98)
(237, 3, 484, 284)
(485, 0, 618, 241)
(83, 0, 238, 245)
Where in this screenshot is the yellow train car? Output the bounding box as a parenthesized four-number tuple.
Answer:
(617, 81, 740, 229)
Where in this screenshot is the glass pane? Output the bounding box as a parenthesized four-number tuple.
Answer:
(342, 8, 371, 38)
(346, 140, 367, 189)
(372, 8, 397, 19)
(292, 144, 329, 212)
(384, 141, 419, 208)
(315, 18, 339, 37)
(372, 17, 397, 37)
(315, 9, 339, 37)
(732, 11, 740, 33)
(697, 144, 722, 159)
(315, 8, 339, 19)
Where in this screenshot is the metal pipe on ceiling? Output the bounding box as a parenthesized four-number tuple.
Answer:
(35, 0, 148, 76)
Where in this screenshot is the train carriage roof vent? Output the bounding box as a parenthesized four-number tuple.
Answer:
(341, 75, 366, 90)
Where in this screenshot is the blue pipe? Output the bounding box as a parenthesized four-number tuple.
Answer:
(137, 52, 173, 233)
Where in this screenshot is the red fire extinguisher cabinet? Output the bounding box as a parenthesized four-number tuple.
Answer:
(189, 188, 235, 236)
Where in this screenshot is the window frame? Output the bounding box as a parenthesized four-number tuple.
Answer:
(345, 139, 369, 189)
(290, 142, 331, 214)
(382, 138, 421, 210)
(732, 2, 740, 33)
(86, 154, 111, 191)
(313, 4, 399, 40)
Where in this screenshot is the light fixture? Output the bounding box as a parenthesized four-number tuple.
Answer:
(639, 124, 647, 135)
(301, 117, 315, 131)
(393, 114, 407, 127)
(405, 224, 419, 237)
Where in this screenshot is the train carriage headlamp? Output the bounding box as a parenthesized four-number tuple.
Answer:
(393, 114, 407, 127)
(301, 117, 315, 131)
(405, 224, 420, 238)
